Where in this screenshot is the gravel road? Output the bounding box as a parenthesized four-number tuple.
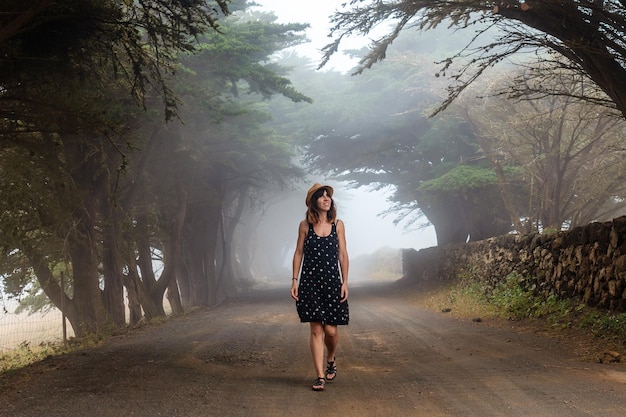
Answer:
(1, 282, 625, 417)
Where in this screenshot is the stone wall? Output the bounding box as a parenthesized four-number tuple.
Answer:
(401, 216, 626, 311)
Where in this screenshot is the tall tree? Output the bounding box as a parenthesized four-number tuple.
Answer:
(0, 1, 308, 335)
(154, 10, 309, 308)
(0, 0, 230, 119)
(458, 67, 626, 231)
(270, 50, 509, 245)
(322, 1, 626, 119)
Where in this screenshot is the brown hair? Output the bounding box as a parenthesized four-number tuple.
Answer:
(306, 187, 337, 224)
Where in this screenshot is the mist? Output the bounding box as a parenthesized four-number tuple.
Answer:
(235, 2, 472, 286)
(252, 0, 362, 72)
(4, 0, 626, 339)
(243, 0, 626, 284)
(247, 181, 437, 287)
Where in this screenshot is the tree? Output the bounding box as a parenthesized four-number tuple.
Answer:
(0, 0, 230, 119)
(0, 1, 309, 336)
(272, 47, 511, 245)
(156, 10, 309, 308)
(418, 165, 512, 243)
(322, 1, 626, 119)
(458, 67, 626, 232)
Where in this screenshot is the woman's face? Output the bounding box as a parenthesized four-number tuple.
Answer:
(316, 190, 332, 211)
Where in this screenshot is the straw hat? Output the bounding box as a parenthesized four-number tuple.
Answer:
(305, 183, 334, 206)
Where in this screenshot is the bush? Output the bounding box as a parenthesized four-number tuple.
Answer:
(0, 341, 67, 373)
(453, 270, 626, 344)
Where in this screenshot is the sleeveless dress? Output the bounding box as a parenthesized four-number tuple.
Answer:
(296, 222, 349, 325)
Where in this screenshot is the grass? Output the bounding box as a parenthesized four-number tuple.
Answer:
(0, 310, 181, 374)
(415, 271, 626, 362)
(0, 341, 70, 373)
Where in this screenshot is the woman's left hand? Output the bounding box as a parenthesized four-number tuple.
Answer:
(340, 283, 348, 302)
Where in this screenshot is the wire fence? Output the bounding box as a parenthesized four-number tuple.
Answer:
(0, 253, 402, 354)
(0, 297, 71, 353)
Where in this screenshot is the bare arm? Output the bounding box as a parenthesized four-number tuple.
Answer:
(290, 220, 308, 301)
(336, 219, 349, 302)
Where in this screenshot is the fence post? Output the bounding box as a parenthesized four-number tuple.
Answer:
(61, 271, 67, 344)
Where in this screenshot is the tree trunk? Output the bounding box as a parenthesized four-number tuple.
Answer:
(139, 179, 188, 316)
(166, 278, 184, 315)
(205, 205, 221, 305)
(135, 215, 166, 320)
(101, 206, 126, 327)
(217, 192, 247, 299)
(419, 195, 470, 246)
(23, 244, 80, 334)
(124, 263, 143, 326)
(181, 200, 220, 307)
(68, 215, 111, 336)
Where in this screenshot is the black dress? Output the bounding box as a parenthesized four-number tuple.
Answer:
(296, 222, 349, 325)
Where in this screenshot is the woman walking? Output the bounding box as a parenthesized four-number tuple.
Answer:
(291, 183, 349, 391)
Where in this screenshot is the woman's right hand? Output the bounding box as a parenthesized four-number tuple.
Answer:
(290, 284, 299, 301)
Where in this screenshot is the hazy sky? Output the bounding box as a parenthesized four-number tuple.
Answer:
(252, 0, 365, 71)
(275, 181, 437, 262)
(253, 1, 437, 255)
(337, 186, 437, 255)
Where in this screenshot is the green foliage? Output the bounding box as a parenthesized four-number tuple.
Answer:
(419, 164, 497, 192)
(0, 0, 231, 120)
(452, 271, 626, 342)
(13, 282, 58, 315)
(322, 1, 626, 120)
(486, 272, 577, 326)
(195, 15, 311, 103)
(0, 0, 310, 336)
(0, 341, 69, 374)
(488, 272, 537, 318)
(580, 310, 626, 341)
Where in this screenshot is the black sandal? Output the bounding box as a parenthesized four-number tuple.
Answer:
(312, 377, 325, 391)
(325, 358, 337, 381)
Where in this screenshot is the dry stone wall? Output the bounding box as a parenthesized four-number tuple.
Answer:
(401, 216, 626, 311)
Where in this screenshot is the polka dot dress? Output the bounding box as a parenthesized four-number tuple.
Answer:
(296, 222, 349, 325)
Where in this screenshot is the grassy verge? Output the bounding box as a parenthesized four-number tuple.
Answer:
(0, 313, 177, 374)
(0, 341, 71, 373)
(413, 272, 626, 362)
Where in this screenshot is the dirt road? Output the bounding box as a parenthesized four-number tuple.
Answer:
(1, 282, 625, 417)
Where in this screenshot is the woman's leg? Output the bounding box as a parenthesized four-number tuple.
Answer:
(323, 324, 338, 362)
(309, 322, 325, 378)
(323, 324, 339, 379)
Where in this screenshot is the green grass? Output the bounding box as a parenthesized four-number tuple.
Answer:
(487, 272, 626, 341)
(0, 313, 173, 374)
(423, 270, 626, 352)
(0, 341, 69, 373)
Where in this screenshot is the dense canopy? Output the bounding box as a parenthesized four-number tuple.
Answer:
(322, 1, 626, 118)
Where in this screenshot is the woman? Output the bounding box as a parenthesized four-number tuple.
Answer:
(291, 183, 349, 391)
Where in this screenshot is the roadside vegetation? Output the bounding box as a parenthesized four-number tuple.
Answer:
(0, 342, 71, 374)
(417, 271, 626, 362)
(0, 315, 171, 374)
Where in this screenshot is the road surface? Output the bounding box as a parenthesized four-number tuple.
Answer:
(1, 282, 625, 416)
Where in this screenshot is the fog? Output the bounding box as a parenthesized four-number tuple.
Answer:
(242, 1, 441, 284)
(245, 180, 436, 289)
(252, 0, 368, 71)
(262, 182, 435, 253)
(338, 186, 437, 255)
(6, 0, 626, 338)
